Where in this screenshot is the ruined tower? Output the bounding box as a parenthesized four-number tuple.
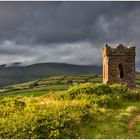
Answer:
(102, 44, 136, 88)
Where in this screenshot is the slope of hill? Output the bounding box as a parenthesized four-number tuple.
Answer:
(0, 62, 102, 87)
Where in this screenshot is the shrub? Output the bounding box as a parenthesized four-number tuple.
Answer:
(64, 83, 123, 108)
(65, 83, 129, 100)
(29, 81, 39, 88)
(65, 83, 111, 99)
(0, 97, 92, 139)
(121, 91, 140, 101)
(88, 94, 122, 108)
(92, 84, 112, 95)
(110, 84, 128, 94)
(26, 111, 81, 139)
(0, 98, 26, 110)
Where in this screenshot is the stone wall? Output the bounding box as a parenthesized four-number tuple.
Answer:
(102, 44, 136, 88)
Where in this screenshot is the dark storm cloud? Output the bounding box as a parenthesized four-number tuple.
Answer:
(0, 1, 139, 69)
(0, 1, 139, 45)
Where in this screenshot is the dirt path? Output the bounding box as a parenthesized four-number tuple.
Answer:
(128, 114, 140, 136)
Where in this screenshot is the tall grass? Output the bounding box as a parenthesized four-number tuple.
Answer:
(0, 83, 140, 138)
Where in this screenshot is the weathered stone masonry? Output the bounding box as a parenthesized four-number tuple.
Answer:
(102, 44, 136, 88)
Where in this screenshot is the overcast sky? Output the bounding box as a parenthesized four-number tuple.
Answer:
(0, 1, 140, 70)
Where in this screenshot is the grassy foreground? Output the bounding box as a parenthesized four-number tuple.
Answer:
(0, 83, 140, 138)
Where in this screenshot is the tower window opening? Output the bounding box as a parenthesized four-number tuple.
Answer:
(118, 63, 124, 78)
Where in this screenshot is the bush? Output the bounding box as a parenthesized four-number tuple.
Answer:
(64, 83, 125, 108)
(24, 111, 81, 139)
(88, 94, 122, 108)
(65, 83, 111, 99)
(110, 84, 128, 94)
(0, 97, 92, 139)
(121, 91, 140, 101)
(29, 81, 39, 88)
(0, 98, 26, 110)
(65, 83, 129, 100)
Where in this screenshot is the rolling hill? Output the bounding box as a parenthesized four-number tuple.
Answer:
(0, 62, 102, 87)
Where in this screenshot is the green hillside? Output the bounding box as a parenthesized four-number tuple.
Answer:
(0, 63, 102, 87)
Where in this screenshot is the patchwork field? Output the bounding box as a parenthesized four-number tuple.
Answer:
(0, 74, 102, 98)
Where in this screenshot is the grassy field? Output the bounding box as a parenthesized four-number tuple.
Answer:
(1, 72, 139, 98)
(0, 73, 140, 138)
(0, 74, 102, 98)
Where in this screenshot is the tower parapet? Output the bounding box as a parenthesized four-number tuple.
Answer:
(102, 44, 136, 57)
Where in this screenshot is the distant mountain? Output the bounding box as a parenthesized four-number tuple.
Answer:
(5, 62, 23, 67)
(0, 62, 102, 87)
(0, 62, 23, 68)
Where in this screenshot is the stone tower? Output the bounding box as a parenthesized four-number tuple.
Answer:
(102, 44, 136, 88)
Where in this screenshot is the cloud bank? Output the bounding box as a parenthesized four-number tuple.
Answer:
(0, 1, 139, 69)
